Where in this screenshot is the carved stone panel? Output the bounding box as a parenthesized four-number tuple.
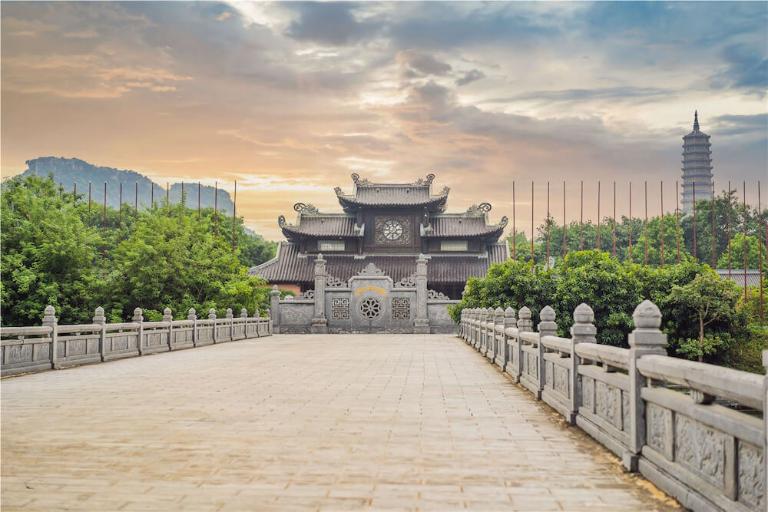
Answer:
(331, 298, 350, 320)
(595, 381, 621, 428)
(391, 297, 411, 320)
(646, 404, 669, 455)
(581, 376, 594, 411)
(675, 414, 725, 488)
(553, 365, 569, 397)
(738, 442, 765, 509)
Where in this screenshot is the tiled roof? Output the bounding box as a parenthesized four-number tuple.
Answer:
(425, 215, 508, 238)
(251, 242, 509, 285)
(337, 186, 449, 209)
(280, 215, 362, 239)
(716, 269, 763, 288)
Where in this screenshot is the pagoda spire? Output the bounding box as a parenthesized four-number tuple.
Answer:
(693, 110, 699, 131)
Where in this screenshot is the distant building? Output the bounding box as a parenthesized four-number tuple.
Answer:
(250, 173, 509, 298)
(681, 111, 713, 213)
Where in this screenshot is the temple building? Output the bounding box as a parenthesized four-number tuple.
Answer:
(251, 173, 509, 299)
(681, 111, 714, 213)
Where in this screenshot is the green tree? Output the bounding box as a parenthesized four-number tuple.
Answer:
(667, 272, 743, 362)
(716, 233, 764, 269)
(1, 176, 103, 325)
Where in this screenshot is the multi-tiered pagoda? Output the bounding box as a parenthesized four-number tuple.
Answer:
(681, 111, 714, 213)
(251, 173, 509, 298)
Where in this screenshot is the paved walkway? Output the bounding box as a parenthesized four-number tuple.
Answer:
(2, 334, 680, 511)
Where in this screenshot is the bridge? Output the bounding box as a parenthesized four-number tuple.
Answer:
(1, 300, 764, 511)
(2, 333, 679, 511)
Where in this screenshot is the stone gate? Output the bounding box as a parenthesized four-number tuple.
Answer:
(269, 254, 458, 334)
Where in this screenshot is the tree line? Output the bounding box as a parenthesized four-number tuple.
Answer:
(508, 190, 768, 268)
(1, 175, 277, 326)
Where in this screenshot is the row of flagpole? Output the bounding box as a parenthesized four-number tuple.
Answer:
(60, 180, 239, 250)
(509, 179, 765, 320)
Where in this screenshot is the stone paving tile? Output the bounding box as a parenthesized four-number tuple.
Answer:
(1, 334, 681, 511)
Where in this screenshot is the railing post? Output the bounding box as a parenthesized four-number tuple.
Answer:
(226, 308, 233, 341)
(468, 308, 475, 345)
(492, 307, 504, 361)
(241, 308, 248, 339)
(502, 307, 516, 372)
(270, 285, 281, 334)
(42, 305, 58, 370)
(569, 303, 596, 425)
(188, 308, 197, 346)
(625, 300, 667, 472)
(133, 307, 144, 355)
(537, 306, 557, 400)
(516, 306, 533, 382)
(254, 308, 261, 338)
(163, 307, 173, 350)
(94, 306, 106, 362)
(484, 307, 494, 354)
(209, 308, 217, 343)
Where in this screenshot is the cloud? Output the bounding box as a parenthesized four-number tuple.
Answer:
(398, 50, 452, 76)
(455, 69, 485, 86)
(712, 43, 768, 95)
(284, 2, 380, 46)
(485, 86, 670, 104)
(713, 113, 768, 137)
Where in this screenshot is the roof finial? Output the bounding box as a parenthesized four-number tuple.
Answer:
(693, 110, 699, 131)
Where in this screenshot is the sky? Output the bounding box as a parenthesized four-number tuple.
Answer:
(2, 1, 766, 240)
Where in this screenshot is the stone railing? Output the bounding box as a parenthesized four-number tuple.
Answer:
(1, 305, 272, 377)
(459, 301, 766, 512)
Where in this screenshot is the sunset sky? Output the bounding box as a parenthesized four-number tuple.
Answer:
(2, 1, 766, 239)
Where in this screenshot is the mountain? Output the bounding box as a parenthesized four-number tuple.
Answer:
(20, 157, 235, 213)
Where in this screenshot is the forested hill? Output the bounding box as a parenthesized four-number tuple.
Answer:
(20, 157, 235, 212)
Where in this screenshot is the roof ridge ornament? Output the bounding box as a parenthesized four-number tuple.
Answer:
(278, 215, 287, 227)
(693, 110, 699, 131)
(293, 202, 319, 214)
(351, 172, 370, 186)
(414, 173, 436, 186)
(466, 202, 492, 215)
(358, 262, 384, 276)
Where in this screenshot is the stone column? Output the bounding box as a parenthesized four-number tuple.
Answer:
(311, 254, 329, 334)
(133, 307, 144, 355)
(226, 308, 234, 341)
(241, 308, 248, 339)
(516, 306, 533, 382)
(94, 306, 107, 361)
(42, 305, 58, 369)
(537, 306, 558, 400)
(163, 307, 173, 350)
(270, 285, 281, 334)
(625, 300, 667, 472)
(188, 308, 197, 346)
(209, 308, 217, 343)
(569, 303, 596, 425)
(414, 254, 430, 334)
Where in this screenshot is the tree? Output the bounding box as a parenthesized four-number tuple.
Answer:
(1, 176, 104, 325)
(716, 233, 764, 269)
(668, 272, 742, 361)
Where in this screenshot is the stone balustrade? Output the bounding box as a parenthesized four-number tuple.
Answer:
(459, 300, 766, 512)
(1, 305, 272, 376)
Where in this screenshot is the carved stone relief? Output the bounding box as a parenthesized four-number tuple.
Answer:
(391, 297, 411, 320)
(738, 442, 765, 509)
(331, 298, 350, 320)
(675, 414, 725, 487)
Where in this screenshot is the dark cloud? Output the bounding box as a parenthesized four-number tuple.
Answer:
(712, 43, 768, 94)
(713, 113, 768, 137)
(485, 86, 670, 104)
(284, 2, 380, 45)
(399, 50, 452, 76)
(455, 69, 485, 86)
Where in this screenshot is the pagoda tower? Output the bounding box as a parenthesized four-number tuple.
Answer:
(681, 110, 713, 213)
